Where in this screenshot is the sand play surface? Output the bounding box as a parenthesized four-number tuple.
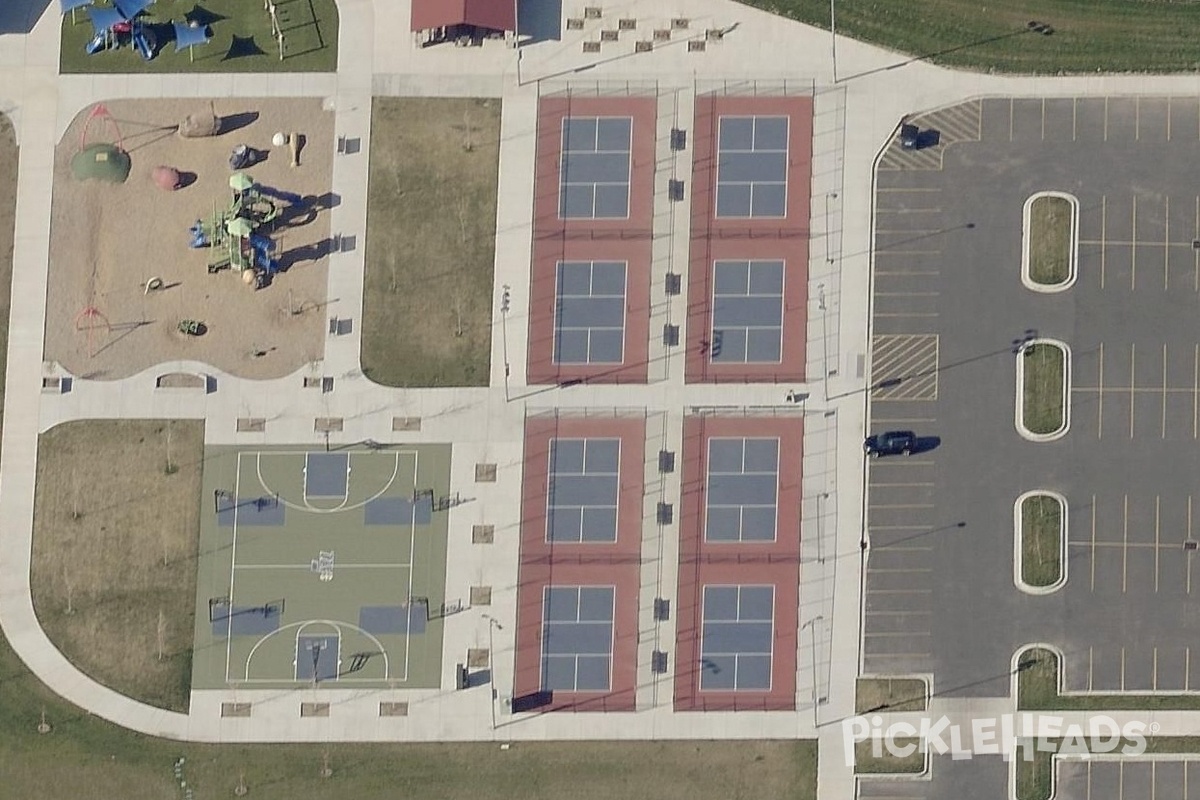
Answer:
(46, 97, 334, 380)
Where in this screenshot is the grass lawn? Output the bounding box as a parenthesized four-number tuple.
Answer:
(1028, 196, 1072, 285)
(854, 739, 924, 774)
(738, 0, 1200, 73)
(31, 420, 204, 713)
(1021, 494, 1061, 587)
(1022, 343, 1065, 435)
(855, 677, 927, 713)
(1018, 647, 1200, 710)
(1014, 745, 1053, 800)
(0, 627, 818, 800)
(362, 98, 501, 387)
(60, 0, 338, 74)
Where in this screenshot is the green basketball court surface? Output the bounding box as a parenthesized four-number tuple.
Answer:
(191, 444, 452, 690)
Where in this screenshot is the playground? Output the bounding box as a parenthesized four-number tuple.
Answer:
(59, 0, 339, 74)
(191, 444, 453, 690)
(44, 97, 335, 380)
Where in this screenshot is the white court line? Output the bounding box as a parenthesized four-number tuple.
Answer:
(258, 450, 406, 514)
(403, 449, 420, 683)
(225, 454, 244, 683)
(1099, 342, 1104, 439)
(236, 563, 413, 570)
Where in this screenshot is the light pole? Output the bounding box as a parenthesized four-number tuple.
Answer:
(825, 192, 837, 265)
(817, 283, 829, 399)
(801, 615, 825, 726)
(483, 614, 503, 730)
(829, 0, 838, 82)
(816, 492, 829, 565)
(500, 285, 512, 401)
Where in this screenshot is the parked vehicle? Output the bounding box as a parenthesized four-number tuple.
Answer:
(864, 430, 917, 457)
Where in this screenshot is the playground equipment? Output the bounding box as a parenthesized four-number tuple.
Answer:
(70, 103, 130, 184)
(152, 165, 182, 191)
(188, 172, 294, 289)
(229, 144, 263, 170)
(178, 319, 206, 336)
(84, 0, 157, 61)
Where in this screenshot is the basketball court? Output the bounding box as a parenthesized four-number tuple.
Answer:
(191, 444, 452, 690)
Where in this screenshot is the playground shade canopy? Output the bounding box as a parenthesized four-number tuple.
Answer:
(60, 0, 94, 15)
(86, 5, 124, 35)
(172, 20, 212, 51)
(112, 0, 152, 20)
(409, 0, 516, 33)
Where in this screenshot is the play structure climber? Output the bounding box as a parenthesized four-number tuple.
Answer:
(82, 0, 158, 60)
(70, 103, 131, 184)
(189, 172, 305, 290)
(67, 0, 213, 62)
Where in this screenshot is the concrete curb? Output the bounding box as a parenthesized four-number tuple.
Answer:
(1021, 191, 1079, 294)
(1015, 338, 1071, 442)
(1012, 490, 1068, 595)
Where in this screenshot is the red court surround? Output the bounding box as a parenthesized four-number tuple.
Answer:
(674, 415, 804, 711)
(685, 95, 813, 384)
(527, 96, 657, 385)
(513, 415, 647, 712)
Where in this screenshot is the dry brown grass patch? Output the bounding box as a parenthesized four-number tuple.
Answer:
(361, 97, 501, 387)
(856, 677, 928, 713)
(31, 420, 203, 712)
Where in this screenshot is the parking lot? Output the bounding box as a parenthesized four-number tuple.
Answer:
(1057, 758, 1200, 800)
(863, 97, 1200, 695)
(857, 755, 1007, 800)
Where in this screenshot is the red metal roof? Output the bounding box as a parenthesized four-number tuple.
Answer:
(410, 0, 516, 32)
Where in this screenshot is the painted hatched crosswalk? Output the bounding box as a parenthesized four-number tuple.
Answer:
(870, 335, 940, 401)
(878, 100, 982, 171)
